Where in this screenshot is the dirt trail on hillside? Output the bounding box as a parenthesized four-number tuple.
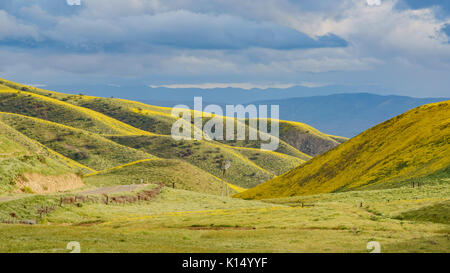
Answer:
(0, 196, 15, 202)
(77, 184, 148, 195)
(14, 173, 84, 194)
(0, 184, 149, 203)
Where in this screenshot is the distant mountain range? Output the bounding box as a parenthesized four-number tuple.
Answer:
(142, 93, 448, 138)
(44, 84, 448, 137)
(250, 93, 448, 137)
(45, 83, 383, 104)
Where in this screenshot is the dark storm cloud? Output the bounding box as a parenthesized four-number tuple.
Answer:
(0, 9, 347, 52)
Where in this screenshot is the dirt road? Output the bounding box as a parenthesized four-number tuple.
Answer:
(0, 184, 150, 203)
(76, 184, 149, 195)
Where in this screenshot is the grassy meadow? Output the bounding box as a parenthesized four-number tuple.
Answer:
(0, 179, 448, 253)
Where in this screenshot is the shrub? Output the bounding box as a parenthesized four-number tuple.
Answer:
(22, 186, 34, 194)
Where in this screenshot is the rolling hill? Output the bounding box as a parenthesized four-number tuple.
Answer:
(274, 120, 341, 156)
(0, 78, 342, 192)
(109, 134, 303, 187)
(83, 159, 227, 195)
(0, 88, 149, 136)
(0, 113, 154, 171)
(0, 81, 340, 158)
(236, 100, 450, 199)
(65, 96, 329, 157)
(0, 114, 234, 195)
(0, 120, 86, 193)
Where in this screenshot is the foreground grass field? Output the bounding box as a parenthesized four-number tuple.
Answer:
(0, 178, 448, 253)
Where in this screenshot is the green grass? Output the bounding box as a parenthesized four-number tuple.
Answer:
(0, 121, 76, 194)
(0, 183, 448, 253)
(108, 135, 274, 188)
(84, 159, 227, 195)
(395, 201, 449, 224)
(276, 119, 341, 156)
(229, 146, 304, 176)
(72, 97, 177, 136)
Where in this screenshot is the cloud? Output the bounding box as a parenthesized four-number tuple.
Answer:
(441, 24, 450, 42)
(0, 10, 39, 40)
(395, 0, 450, 17)
(0, 0, 81, 17)
(0, 9, 347, 52)
(0, 0, 450, 97)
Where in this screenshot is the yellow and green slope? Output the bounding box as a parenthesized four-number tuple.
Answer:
(0, 120, 86, 192)
(236, 101, 450, 199)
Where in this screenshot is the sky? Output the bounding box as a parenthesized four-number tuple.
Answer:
(0, 0, 450, 97)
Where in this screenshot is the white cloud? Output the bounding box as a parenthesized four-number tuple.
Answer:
(0, 10, 39, 40)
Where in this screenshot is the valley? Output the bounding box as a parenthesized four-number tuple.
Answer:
(0, 78, 448, 253)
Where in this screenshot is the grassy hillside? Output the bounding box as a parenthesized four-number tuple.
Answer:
(0, 113, 154, 171)
(108, 135, 275, 188)
(276, 120, 341, 156)
(71, 97, 178, 136)
(0, 120, 79, 193)
(327, 134, 349, 144)
(0, 88, 149, 136)
(83, 159, 227, 195)
(395, 200, 449, 225)
(236, 101, 450, 199)
(0, 78, 344, 191)
(228, 146, 304, 176)
(41, 93, 332, 158)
